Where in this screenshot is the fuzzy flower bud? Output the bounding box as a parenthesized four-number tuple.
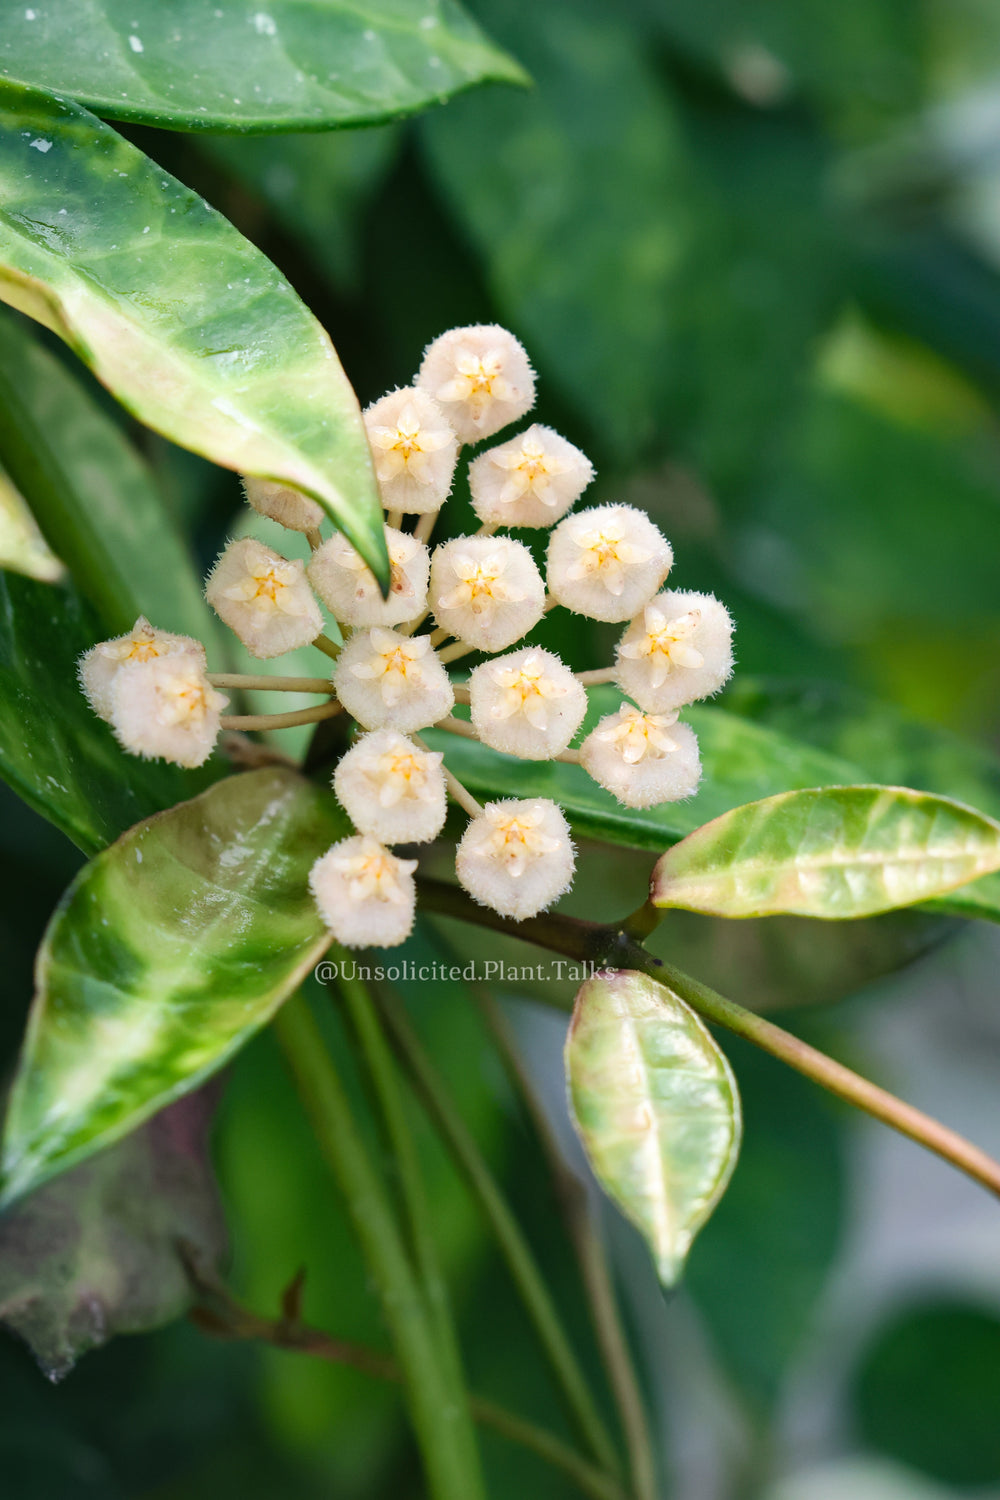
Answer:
(417, 325, 535, 445)
(469, 647, 586, 760)
(205, 538, 323, 659)
(468, 424, 594, 529)
(308, 525, 429, 630)
(109, 655, 227, 768)
(334, 627, 454, 733)
(615, 589, 734, 712)
(546, 504, 673, 623)
(241, 474, 325, 534)
(364, 386, 458, 515)
(310, 836, 417, 949)
(429, 535, 545, 652)
(456, 798, 575, 921)
(78, 616, 205, 723)
(334, 729, 447, 845)
(581, 705, 701, 807)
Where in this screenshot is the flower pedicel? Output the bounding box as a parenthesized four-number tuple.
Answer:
(78, 325, 734, 948)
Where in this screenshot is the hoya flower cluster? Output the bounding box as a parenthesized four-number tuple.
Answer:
(78, 325, 734, 950)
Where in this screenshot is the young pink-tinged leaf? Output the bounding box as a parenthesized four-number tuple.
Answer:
(651, 785, 1000, 920)
(566, 969, 741, 1286)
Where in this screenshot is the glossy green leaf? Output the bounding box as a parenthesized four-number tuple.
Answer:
(0, 85, 388, 581)
(652, 785, 1000, 920)
(0, 766, 345, 1204)
(566, 969, 741, 1286)
(0, 569, 218, 855)
(0, 462, 63, 582)
(0, 1085, 225, 1379)
(0, 308, 218, 640)
(0, 0, 526, 133)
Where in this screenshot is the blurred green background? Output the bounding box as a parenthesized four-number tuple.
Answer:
(5, 0, 1000, 1495)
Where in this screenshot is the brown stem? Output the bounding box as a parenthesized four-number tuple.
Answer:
(220, 701, 342, 731)
(312, 632, 342, 662)
(208, 673, 333, 693)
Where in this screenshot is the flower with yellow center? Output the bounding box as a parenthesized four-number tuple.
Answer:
(206, 538, 323, 659)
(310, 835, 418, 948)
(417, 324, 535, 443)
(429, 535, 545, 652)
(615, 588, 734, 713)
(547, 504, 673, 623)
(365, 387, 458, 514)
(581, 703, 702, 808)
(456, 797, 575, 920)
(469, 424, 594, 529)
(334, 728, 447, 844)
(109, 655, 227, 768)
(79, 616, 206, 722)
(469, 646, 586, 759)
(308, 525, 429, 629)
(334, 626, 454, 732)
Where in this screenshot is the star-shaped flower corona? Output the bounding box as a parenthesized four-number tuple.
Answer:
(241, 474, 325, 534)
(615, 589, 734, 712)
(581, 705, 701, 807)
(417, 325, 535, 444)
(364, 386, 459, 515)
(469, 647, 586, 759)
(308, 526, 430, 629)
(456, 799, 575, 921)
(310, 836, 418, 949)
(205, 538, 323, 658)
(334, 729, 447, 845)
(469, 424, 594, 529)
(429, 536, 545, 652)
(546, 504, 673, 622)
(78, 616, 206, 722)
(334, 628, 455, 732)
(110, 655, 227, 768)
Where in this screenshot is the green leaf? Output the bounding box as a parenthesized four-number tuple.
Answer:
(565, 968, 741, 1286)
(0, 308, 218, 639)
(0, 461, 63, 582)
(0, 85, 388, 582)
(0, 1085, 224, 1380)
(0, 766, 345, 1204)
(0, 0, 527, 133)
(651, 785, 1000, 920)
(0, 569, 218, 855)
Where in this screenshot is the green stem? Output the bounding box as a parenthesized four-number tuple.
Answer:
(335, 971, 484, 1495)
(272, 992, 484, 1500)
(375, 989, 624, 1480)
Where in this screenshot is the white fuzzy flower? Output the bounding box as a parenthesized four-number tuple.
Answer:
(241, 474, 325, 534)
(429, 536, 544, 652)
(546, 504, 673, 622)
(308, 525, 429, 629)
(417, 325, 535, 444)
(334, 729, 447, 845)
(78, 616, 205, 723)
(310, 836, 417, 949)
(364, 387, 458, 515)
(334, 627, 454, 732)
(205, 538, 323, 659)
(615, 589, 734, 712)
(469, 647, 586, 760)
(456, 798, 575, 921)
(468, 424, 594, 529)
(581, 705, 701, 807)
(109, 655, 227, 768)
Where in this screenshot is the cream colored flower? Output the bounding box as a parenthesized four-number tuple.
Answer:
(417, 325, 535, 444)
(365, 387, 458, 514)
(241, 474, 325, 534)
(469, 647, 586, 759)
(308, 525, 429, 629)
(109, 655, 227, 768)
(334, 729, 447, 845)
(615, 589, 734, 712)
(334, 627, 454, 732)
(546, 504, 672, 622)
(468, 424, 594, 528)
(429, 535, 544, 652)
(581, 705, 701, 807)
(309, 835, 417, 948)
(78, 616, 205, 723)
(206, 538, 323, 659)
(456, 798, 575, 920)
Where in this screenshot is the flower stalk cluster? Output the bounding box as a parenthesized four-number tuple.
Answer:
(79, 325, 734, 948)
